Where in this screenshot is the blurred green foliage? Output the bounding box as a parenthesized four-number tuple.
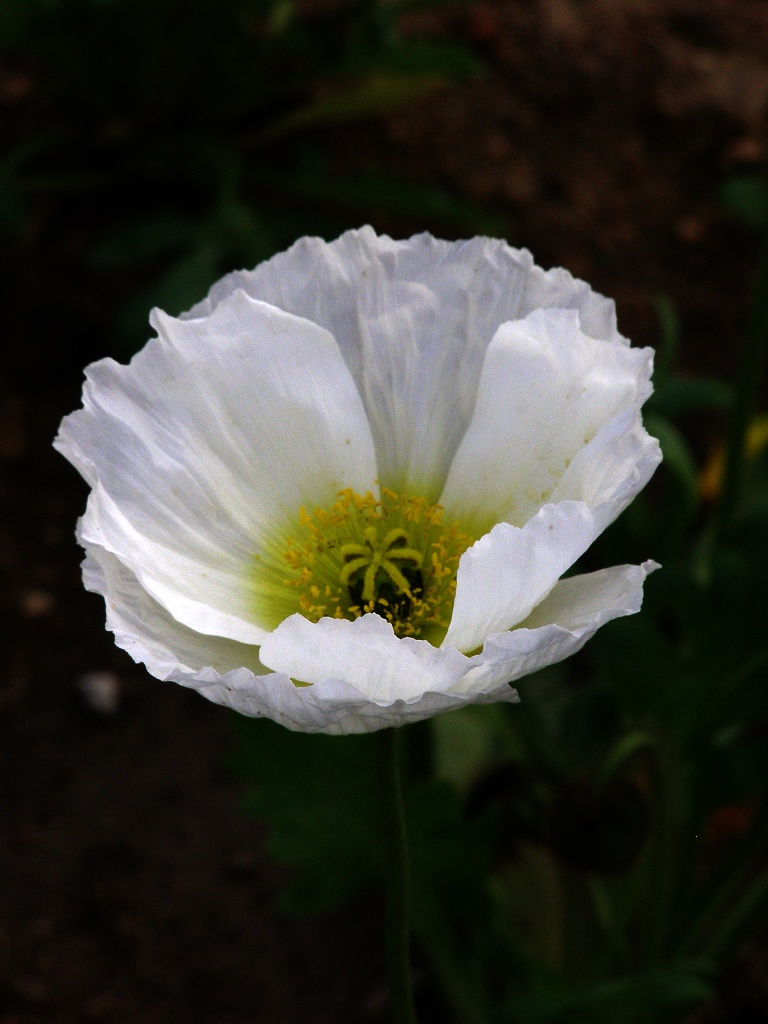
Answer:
(1, 0, 501, 354)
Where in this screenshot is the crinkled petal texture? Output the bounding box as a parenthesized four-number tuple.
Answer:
(57, 290, 378, 646)
(56, 228, 661, 734)
(82, 540, 657, 734)
(440, 308, 660, 653)
(185, 226, 629, 502)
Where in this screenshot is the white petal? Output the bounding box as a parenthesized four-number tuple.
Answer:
(443, 501, 602, 653)
(224, 673, 521, 736)
(82, 542, 267, 678)
(439, 308, 660, 654)
(439, 307, 655, 533)
(184, 228, 626, 500)
(230, 562, 655, 732)
(83, 548, 653, 736)
(521, 559, 659, 631)
(453, 561, 658, 694)
(55, 289, 377, 643)
(84, 542, 519, 734)
(550, 408, 661, 510)
(259, 612, 474, 704)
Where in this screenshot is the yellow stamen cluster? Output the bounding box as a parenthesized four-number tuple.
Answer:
(275, 488, 473, 642)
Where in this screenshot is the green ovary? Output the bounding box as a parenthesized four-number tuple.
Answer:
(250, 488, 476, 644)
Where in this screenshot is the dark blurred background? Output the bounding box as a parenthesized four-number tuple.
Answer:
(3, 1, 768, 1021)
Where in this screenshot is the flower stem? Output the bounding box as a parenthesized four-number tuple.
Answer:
(378, 726, 418, 1024)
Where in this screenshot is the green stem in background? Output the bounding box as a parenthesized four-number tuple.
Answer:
(676, 798, 768, 959)
(643, 738, 685, 965)
(713, 229, 768, 542)
(378, 727, 418, 1024)
(414, 904, 497, 1024)
(703, 865, 768, 961)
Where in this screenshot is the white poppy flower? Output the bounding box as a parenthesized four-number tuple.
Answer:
(55, 227, 661, 735)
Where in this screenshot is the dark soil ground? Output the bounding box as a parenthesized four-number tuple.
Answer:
(3, 1, 768, 1021)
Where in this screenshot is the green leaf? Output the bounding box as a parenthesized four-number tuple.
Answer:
(112, 245, 220, 353)
(229, 718, 380, 913)
(651, 294, 679, 388)
(432, 705, 508, 793)
(347, 37, 484, 78)
(644, 412, 700, 551)
(228, 718, 499, 924)
(205, 193, 275, 265)
(251, 165, 508, 235)
(596, 731, 657, 795)
(409, 779, 494, 912)
(259, 72, 448, 140)
(0, 0, 45, 46)
(645, 414, 698, 493)
(505, 959, 714, 1024)
(721, 175, 768, 229)
(0, 128, 70, 180)
(649, 375, 732, 418)
(408, 779, 501, 1024)
(90, 215, 198, 268)
(0, 184, 24, 235)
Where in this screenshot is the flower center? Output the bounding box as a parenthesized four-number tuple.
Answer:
(252, 489, 475, 642)
(340, 526, 423, 604)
